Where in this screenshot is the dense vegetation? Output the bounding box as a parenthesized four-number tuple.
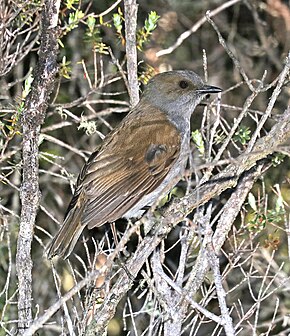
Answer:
(0, 0, 290, 335)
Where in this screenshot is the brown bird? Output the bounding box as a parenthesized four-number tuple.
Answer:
(47, 70, 221, 259)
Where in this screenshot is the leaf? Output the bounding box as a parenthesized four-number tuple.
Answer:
(248, 192, 257, 211)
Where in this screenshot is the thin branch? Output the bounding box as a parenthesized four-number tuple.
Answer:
(156, 0, 242, 57)
(124, 0, 139, 106)
(206, 246, 235, 335)
(22, 270, 100, 336)
(94, 0, 122, 18)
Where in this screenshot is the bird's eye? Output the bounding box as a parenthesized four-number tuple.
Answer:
(179, 80, 189, 89)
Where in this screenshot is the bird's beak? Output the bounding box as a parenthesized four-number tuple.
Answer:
(197, 85, 222, 94)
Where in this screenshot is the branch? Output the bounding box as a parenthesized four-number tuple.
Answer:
(206, 245, 235, 335)
(16, 0, 59, 333)
(124, 0, 139, 106)
(156, 0, 242, 57)
(22, 270, 100, 336)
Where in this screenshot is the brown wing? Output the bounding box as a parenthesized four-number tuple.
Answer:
(47, 105, 182, 258)
(67, 106, 181, 230)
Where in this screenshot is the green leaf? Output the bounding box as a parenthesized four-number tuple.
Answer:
(191, 130, 205, 156)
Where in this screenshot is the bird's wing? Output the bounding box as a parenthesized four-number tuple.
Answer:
(65, 107, 182, 230)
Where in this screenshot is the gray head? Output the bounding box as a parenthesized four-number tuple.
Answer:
(141, 70, 221, 132)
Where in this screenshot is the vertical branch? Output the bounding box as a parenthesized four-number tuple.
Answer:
(124, 0, 139, 107)
(16, 0, 60, 333)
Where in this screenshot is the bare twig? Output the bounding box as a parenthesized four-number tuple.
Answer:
(245, 51, 290, 153)
(94, 0, 122, 18)
(206, 246, 235, 335)
(156, 0, 242, 57)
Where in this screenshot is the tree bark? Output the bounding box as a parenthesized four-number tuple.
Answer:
(16, 0, 60, 333)
(124, 0, 139, 107)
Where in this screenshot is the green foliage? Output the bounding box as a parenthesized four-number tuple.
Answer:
(0, 106, 21, 145)
(85, 16, 101, 44)
(158, 186, 185, 208)
(138, 65, 155, 85)
(84, 16, 109, 54)
(191, 130, 205, 156)
(66, 9, 85, 32)
(14, 0, 42, 25)
(246, 191, 285, 236)
(65, 0, 79, 10)
(271, 153, 285, 167)
(113, 11, 123, 35)
(234, 125, 251, 145)
(60, 0, 85, 37)
(137, 11, 160, 51)
(0, 73, 33, 141)
(112, 9, 160, 49)
(59, 56, 72, 79)
(112, 8, 125, 45)
(247, 213, 267, 233)
(58, 1, 85, 47)
(94, 41, 109, 54)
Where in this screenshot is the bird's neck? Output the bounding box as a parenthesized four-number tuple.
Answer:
(140, 97, 193, 136)
(166, 110, 191, 137)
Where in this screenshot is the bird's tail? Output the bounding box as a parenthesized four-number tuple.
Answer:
(46, 205, 85, 259)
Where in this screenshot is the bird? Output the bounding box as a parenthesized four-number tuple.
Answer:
(47, 70, 221, 259)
